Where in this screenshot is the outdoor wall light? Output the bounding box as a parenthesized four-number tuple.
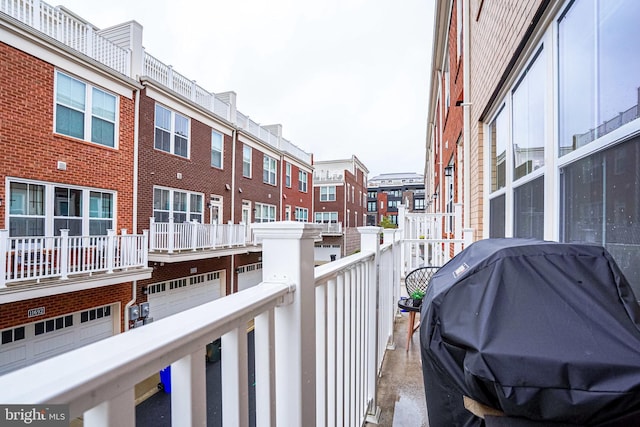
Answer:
(444, 165, 453, 177)
(432, 192, 438, 200)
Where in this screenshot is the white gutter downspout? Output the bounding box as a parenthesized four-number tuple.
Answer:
(124, 87, 142, 332)
(463, 0, 471, 231)
(230, 128, 238, 294)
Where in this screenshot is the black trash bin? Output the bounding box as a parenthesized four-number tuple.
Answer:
(420, 238, 640, 426)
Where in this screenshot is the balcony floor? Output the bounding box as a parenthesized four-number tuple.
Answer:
(369, 310, 429, 427)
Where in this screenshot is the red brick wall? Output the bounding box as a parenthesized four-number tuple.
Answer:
(235, 138, 281, 222)
(136, 90, 235, 232)
(282, 161, 313, 221)
(0, 284, 131, 331)
(0, 42, 136, 232)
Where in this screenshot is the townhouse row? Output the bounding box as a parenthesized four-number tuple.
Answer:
(0, 1, 369, 374)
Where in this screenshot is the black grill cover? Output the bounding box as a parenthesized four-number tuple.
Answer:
(419, 238, 640, 426)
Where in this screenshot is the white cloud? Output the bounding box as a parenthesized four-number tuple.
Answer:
(57, 0, 434, 177)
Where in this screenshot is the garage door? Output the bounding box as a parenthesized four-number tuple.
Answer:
(0, 304, 115, 375)
(237, 263, 263, 292)
(147, 271, 223, 321)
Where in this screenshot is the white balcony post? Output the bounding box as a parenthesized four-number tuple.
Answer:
(106, 229, 115, 273)
(454, 203, 463, 254)
(464, 228, 474, 248)
(60, 229, 69, 280)
(222, 325, 249, 426)
(33, 0, 42, 32)
(252, 222, 321, 426)
(254, 309, 276, 427)
(171, 350, 207, 427)
(191, 219, 198, 251)
(142, 230, 149, 266)
(168, 217, 175, 254)
(0, 230, 7, 288)
(358, 226, 382, 423)
(148, 218, 156, 251)
(84, 388, 135, 427)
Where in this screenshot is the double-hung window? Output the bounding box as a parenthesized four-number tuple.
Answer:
(211, 130, 223, 168)
(295, 207, 308, 222)
(155, 104, 189, 158)
(243, 145, 252, 178)
(153, 187, 203, 223)
(286, 163, 292, 187)
(298, 171, 308, 192)
(263, 155, 277, 185)
(55, 71, 117, 148)
(320, 186, 336, 201)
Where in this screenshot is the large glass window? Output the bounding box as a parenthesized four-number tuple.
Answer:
(368, 201, 377, 212)
(55, 72, 116, 147)
(211, 130, 223, 168)
(558, 0, 640, 154)
(9, 181, 114, 236)
(295, 207, 308, 222)
(255, 203, 276, 223)
(243, 145, 252, 178)
(490, 106, 508, 191)
(153, 187, 203, 223)
(320, 186, 336, 201)
(561, 137, 640, 296)
(489, 195, 506, 238)
(154, 104, 189, 158)
(315, 212, 338, 223)
(513, 176, 544, 239)
(512, 48, 546, 180)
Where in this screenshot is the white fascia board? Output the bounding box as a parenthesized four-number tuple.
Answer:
(237, 132, 281, 159)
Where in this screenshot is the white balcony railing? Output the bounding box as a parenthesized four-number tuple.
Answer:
(317, 222, 343, 234)
(0, 222, 402, 426)
(0, 0, 131, 75)
(0, 229, 149, 287)
(148, 218, 250, 253)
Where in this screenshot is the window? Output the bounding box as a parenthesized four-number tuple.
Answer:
(155, 104, 189, 158)
(368, 191, 377, 198)
(153, 187, 203, 223)
(35, 315, 73, 336)
(55, 71, 117, 147)
(255, 203, 276, 223)
(513, 176, 544, 239)
(490, 106, 508, 192)
(315, 212, 338, 223)
(298, 171, 308, 192)
(512, 48, 546, 180)
(444, 52, 450, 109)
(295, 207, 308, 222)
(9, 181, 114, 237)
(320, 186, 336, 201)
(559, 0, 640, 155)
(414, 198, 425, 210)
(243, 145, 252, 178)
(489, 195, 506, 238)
(456, 0, 463, 58)
(211, 130, 223, 168)
(346, 184, 350, 202)
(263, 155, 277, 185)
(368, 201, 377, 212)
(286, 163, 292, 187)
(561, 138, 640, 296)
(387, 200, 399, 209)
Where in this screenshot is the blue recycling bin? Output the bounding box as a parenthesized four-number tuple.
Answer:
(159, 366, 171, 393)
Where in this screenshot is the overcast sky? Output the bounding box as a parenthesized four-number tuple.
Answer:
(58, 0, 434, 178)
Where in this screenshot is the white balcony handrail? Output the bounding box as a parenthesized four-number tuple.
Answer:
(0, 229, 149, 287)
(0, 222, 403, 426)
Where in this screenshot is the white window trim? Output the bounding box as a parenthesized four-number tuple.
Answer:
(153, 186, 204, 223)
(154, 103, 190, 158)
(211, 130, 223, 169)
(263, 155, 277, 186)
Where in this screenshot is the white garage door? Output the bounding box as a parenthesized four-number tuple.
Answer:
(0, 304, 115, 375)
(237, 263, 263, 292)
(147, 271, 223, 321)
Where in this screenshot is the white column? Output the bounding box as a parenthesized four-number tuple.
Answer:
(252, 222, 321, 427)
(358, 226, 382, 423)
(171, 349, 207, 427)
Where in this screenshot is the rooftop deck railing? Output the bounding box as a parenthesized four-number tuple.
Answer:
(0, 222, 402, 426)
(0, 229, 149, 287)
(0, 0, 130, 75)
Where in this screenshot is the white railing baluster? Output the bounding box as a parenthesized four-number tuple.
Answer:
(84, 388, 135, 427)
(255, 309, 276, 427)
(335, 273, 345, 426)
(222, 326, 249, 427)
(326, 278, 337, 427)
(315, 283, 326, 426)
(171, 350, 207, 427)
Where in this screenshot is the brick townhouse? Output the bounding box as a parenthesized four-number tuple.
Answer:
(0, 0, 314, 372)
